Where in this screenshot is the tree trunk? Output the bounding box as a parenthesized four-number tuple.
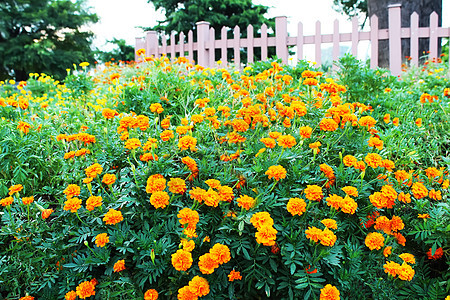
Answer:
(367, 0, 442, 68)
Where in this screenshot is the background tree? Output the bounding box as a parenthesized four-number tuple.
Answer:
(95, 39, 135, 63)
(333, 0, 442, 67)
(0, 0, 98, 81)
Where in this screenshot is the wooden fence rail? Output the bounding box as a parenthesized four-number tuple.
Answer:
(135, 4, 450, 76)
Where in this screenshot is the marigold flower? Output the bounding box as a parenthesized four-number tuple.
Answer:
(368, 136, 384, 150)
(160, 130, 174, 141)
(427, 247, 444, 260)
(304, 185, 323, 201)
(365, 153, 383, 168)
(76, 280, 96, 299)
(65, 290, 77, 300)
(9, 184, 23, 195)
(381, 159, 395, 172)
(359, 116, 376, 128)
(305, 226, 323, 243)
(64, 197, 82, 213)
(168, 178, 187, 194)
(210, 243, 231, 264)
(228, 270, 242, 281)
(383, 261, 400, 277)
(411, 182, 428, 199)
(85, 163, 103, 178)
(144, 289, 158, 300)
(17, 121, 32, 134)
(103, 208, 123, 225)
(343, 155, 357, 167)
(418, 213, 430, 219)
(150, 191, 170, 209)
(428, 189, 442, 200)
(415, 118, 422, 127)
(392, 117, 399, 126)
(113, 259, 126, 272)
(265, 165, 287, 181)
(260, 137, 276, 149)
(102, 108, 118, 119)
(398, 192, 411, 203)
(146, 174, 166, 193)
(203, 189, 220, 207)
(22, 196, 34, 205)
(320, 284, 340, 300)
(42, 208, 54, 219)
(309, 141, 321, 154)
(341, 186, 358, 197)
(320, 228, 337, 246)
(218, 185, 234, 202)
(198, 253, 219, 274)
(177, 207, 199, 227)
(365, 232, 385, 250)
(178, 135, 197, 151)
(181, 239, 195, 252)
(124, 138, 141, 150)
(19, 296, 34, 300)
(399, 253, 415, 264)
(374, 216, 391, 234)
(393, 232, 406, 246)
(383, 114, 390, 124)
(250, 211, 274, 229)
(102, 174, 116, 185)
(390, 215, 404, 232)
(383, 246, 392, 257)
(177, 286, 197, 300)
(64, 151, 76, 159)
(188, 276, 210, 297)
(63, 184, 81, 199)
(287, 197, 307, 216)
(320, 163, 335, 179)
(255, 224, 278, 246)
(277, 134, 296, 148)
(397, 262, 415, 281)
(86, 195, 102, 211)
(321, 219, 337, 229)
(319, 118, 338, 131)
(299, 126, 313, 138)
(236, 195, 255, 210)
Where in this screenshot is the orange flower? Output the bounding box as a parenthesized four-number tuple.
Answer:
(150, 191, 170, 209)
(359, 116, 376, 128)
(393, 232, 406, 246)
(305, 226, 323, 243)
(309, 141, 321, 154)
(63, 184, 81, 199)
(365, 232, 385, 250)
(178, 135, 197, 151)
(125, 138, 141, 150)
(299, 126, 313, 138)
(188, 276, 210, 297)
(365, 153, 382, 168)
(17, 121, 32, 134)
(228, 270, 242, 281)
(8, 184, 23, 195)
(76, 280, 96, 299)
(22, 196, 34, 205)
(177, 286, 197, 300)
(411, 182, 428, 199)
(397, 262, 415, 281)
(113, 259, 126, 272)
(64, 151, 76, 159)
(321, 219, 337, 229)
(250, 211, 274, 229)
(182, 156, 198, 171)
(427, 247, 444, 260)
(265, 165, 287, 181)
(399, 253, 415, 264)
(161, 117, 171, 129)
(160, 130, 174, 141)
(102, 108, 118, 119)
(210, 243, 231, 264)
(319, 118, 338, 131)
(64, 197, 82, 213)
(218, 185, 234, 202)
(383, 246, 392, 257)
(304, 185, 323, 201)
(277, 134, 296, 148)
(260, 137, 276, 149)
(103, 208, 123, 225)
(102, 174, 116, 185)
(428, 189, 442, 200)
(383, 114, 390, 124)
(340, 195, 357, 214)
(341, 186, 358, 197)
(286, 197, 307, 216)
(392, 117, 399, 126)
(343, 155, 357, 167)
(167, 178, 186, 194)
(198, 253, 219, 274)
(398, 192, 411, 203)
(86, 196, 102, 211)
(418, 213, 430, 219)
(415, 118, 422, 127)
(150, 103, 164, 114)
(390, 215, 404, 232)
(203, 189, 220, 207)
(319, 228, 337, 246)
(255, 224, 277, 246)
(319, 284, 340, 300)
(0, 196, 13, 207)
(383, 261, 400, 277)
(144, 289, 158, 300)
(236, 195, 255, 210)
(368, 136, 383, 150)
(146, 174, 166, 193)
(320, 163, 335, 179)
(42, 208, 54, 219)
(65, 290, 77, 300)
(95, 233, 109, 247)
(19, 297, 34, 300)
(178, 207, 199, 227)
(325, 194, 343, 210)
(85, 163, 103, 178)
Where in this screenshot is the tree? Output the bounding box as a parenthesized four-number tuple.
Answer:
(333, 0, 442, 67)
(96, 39, 135, 63)
(0, 0, 98, 81)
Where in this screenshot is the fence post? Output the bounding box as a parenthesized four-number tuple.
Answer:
(135, 37, 144, 61)
(370, 15, 378, 69)
(145, 31, 159, 58)
(275, 16, 288, 64)
(196, 21, 211, 67)
(388, 4, 402, 76)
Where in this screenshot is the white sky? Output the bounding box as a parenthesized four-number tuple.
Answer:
(87, 0, 450, 61)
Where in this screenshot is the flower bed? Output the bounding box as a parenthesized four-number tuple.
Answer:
(0, 53, 449, 300)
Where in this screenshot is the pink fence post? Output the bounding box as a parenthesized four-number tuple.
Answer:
(370, 15, 379, 69)
(315, 21, 322, 66)
(145, 31, 159, 58)
(297, 22, 303, 61)
(209, 27, 215, 66)
(170, 32, 176, 60)
(388, 3, 402, 76)
(247, 25, 254, 64)
(179, 32, 185, 57)
(351, 16, 358, 56)
(196, 21, 211, 67)
(261, 24, 268, 61)
(233, 25, 241, 68)
(275, 16, 288, 64)
(429, 12, 438, 60)
(188, 30, 194, 62)
(410, 12, 419, 66)
(135, 37, 144, 61)
(332, 19, 339, 70)
(221, 27, 227, 65)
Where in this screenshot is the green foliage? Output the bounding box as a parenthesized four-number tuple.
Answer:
(0, 0, 98, 81)
(95, 39, 136, 64)
(332, 0, 368, 18)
